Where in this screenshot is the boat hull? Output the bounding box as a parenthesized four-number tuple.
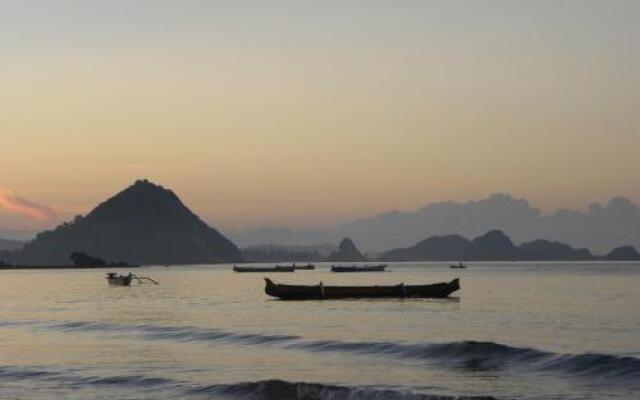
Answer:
(106, 275, 133, 286)
(265, 278, 460, 300)
(234, 266, 295, 273)
(275, 264, 315, 270)
(331, 265, 387, 272)
(293, 265, 315, 270)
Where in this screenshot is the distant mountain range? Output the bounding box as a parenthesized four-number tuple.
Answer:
(3, 185, 639, 266)
(230, 193, 640, 254)
(0, 180, 242, 266)
(238, 231, 640, 263)
(379, 230, 639, 261)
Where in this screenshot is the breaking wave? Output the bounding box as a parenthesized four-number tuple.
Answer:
(4, 319, 640, 387)
(192, 379, 500, 400)
(0, 366, 499, 400)
(294, 340, 640, 384)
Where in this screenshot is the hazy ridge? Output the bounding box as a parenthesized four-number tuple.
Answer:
(231, 193, 640, 254)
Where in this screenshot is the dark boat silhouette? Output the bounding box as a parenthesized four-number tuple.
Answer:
(106, 272, 159, 286)
(293, 263, 315, 270)
(233, 265, 295, 273)
(264, 278, 459, 300)
(450, 262, 467, 269)
(331, 264, 387, 272)
(106, 272, 134, 286)
(276, 263, 315, 270)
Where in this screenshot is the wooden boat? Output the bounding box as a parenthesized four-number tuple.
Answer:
(331, 264, 387, 273)
(106, 272, 158, 286)
(278, 263, 315, 270)
(106, 272, 134, 286)
(264, 278, 460, 300)
(450, 262, 467, 269)
(233, 265, 295, 273)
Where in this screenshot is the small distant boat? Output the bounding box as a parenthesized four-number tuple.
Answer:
(106, 272, 134, 286)
(450, 262, 467, 269)
(106, 272, 159, 286)
(264, 278, 460, 300)
(233, 265, 295, 273)
(331, 264, 387, 273)
(282, 263, 315, 270)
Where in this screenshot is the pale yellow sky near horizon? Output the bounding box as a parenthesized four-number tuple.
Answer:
(1, 1, 639, 233)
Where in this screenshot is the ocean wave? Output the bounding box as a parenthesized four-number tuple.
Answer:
(75, 374, 176, 387)
(294, 340, 640, 384)
(193, 379, 500, 400)
(0, 365, 61, 380)
(45, 320, 300, 345)
(5, 319, 640, 386)
(0, 367, 499, 400)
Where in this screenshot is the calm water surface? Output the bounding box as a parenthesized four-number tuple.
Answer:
(0, 263, 638, 400)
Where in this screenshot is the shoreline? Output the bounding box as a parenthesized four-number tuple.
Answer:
(0, 265, 141, 270)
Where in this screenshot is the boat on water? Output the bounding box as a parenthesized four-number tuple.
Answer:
(106, 272, 159, 286)
(233, 265, 295, 273)
(331, 264, 387, 273)
(450, 262, 467, 269)
(275, 263, 315, 270)
(264, 278, 460, 300)
(294, 263, 315, 270)
(106, 272, 134, 286)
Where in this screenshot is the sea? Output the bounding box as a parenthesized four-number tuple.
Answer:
(0, 262, 638, 400)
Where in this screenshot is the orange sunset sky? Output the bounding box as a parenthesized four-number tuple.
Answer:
(1, 1, 639, 236)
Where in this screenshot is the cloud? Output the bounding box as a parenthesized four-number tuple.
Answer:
(0, 188, 57, 223)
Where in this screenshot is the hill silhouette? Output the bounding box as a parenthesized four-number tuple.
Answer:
(604, 246, 640, 261)
(326, 238, 367, 262)
(381, 234, 470, 261)
(335, 193, 640, 253)
(466, 230, 522, 260)
(519, 240, 593, 261)
(380, 230, 640, 261)
(2, 180, 242, 265)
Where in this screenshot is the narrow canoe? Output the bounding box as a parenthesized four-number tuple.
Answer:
(265, 278, 460, 300)
(293, 264, 315, 270)
(331, 264, 387, 273)
(276, 264, 316, 270)
(233, 265, 295, 273)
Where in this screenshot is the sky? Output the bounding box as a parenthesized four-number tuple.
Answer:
(1, 0, 639, 236)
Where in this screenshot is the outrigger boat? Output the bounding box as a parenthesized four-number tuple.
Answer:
(331, 264, 387, 273)
(106, 272, 134, 286)
(450, 262, 467, 269)
(264, 278, 460, 300)
(233, 265, 295, 273)
(106, 272, 159, 286)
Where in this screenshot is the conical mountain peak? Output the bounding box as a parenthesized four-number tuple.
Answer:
(87, 179, 187, 222)
(9, 180, 242, 265)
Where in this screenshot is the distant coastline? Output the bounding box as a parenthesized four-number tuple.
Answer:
(241, 231, 640, 264)
(0, 265, 142, 270)
(2, 181, 639, 268)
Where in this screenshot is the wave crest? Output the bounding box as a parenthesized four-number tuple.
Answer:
(0, 367, 499, 400)
(6, 319, 640, 386)
(194, 379, 499, 400)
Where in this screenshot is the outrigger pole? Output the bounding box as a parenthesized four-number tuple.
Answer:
(132, 274, 159, 285)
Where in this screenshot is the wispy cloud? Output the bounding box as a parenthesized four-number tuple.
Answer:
(0, 188, 57, 223)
